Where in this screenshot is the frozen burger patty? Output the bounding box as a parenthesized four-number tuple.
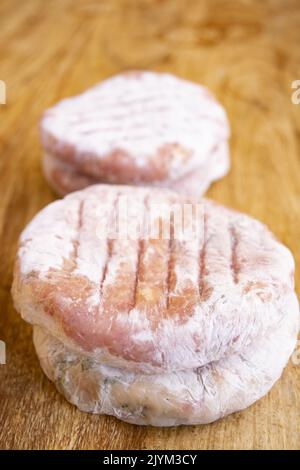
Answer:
(12, 184, 298, 373)
(40, 71, 230, 197)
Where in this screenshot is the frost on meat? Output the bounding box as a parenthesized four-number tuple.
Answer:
(13, 185, 298, 369)
(40, 72, 230, 197)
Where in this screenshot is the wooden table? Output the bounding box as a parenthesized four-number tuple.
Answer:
(0, 0, 300, 450)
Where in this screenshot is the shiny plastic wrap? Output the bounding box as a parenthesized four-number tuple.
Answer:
(40, 71, 230, 197)
(33, 310, 298, 426)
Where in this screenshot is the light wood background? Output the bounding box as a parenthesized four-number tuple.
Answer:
(0, 0, 300, 450)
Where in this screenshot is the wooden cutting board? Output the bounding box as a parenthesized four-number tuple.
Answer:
(0, 0, 300, 450)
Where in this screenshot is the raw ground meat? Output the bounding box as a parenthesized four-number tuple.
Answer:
(12, 184, 299, 374)
(40, 71, 230, 197)
(33, 307, 299, 426)
(42, 141, 229, 198)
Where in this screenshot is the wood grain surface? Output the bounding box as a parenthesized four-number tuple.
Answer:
(0, 0, 300, 450)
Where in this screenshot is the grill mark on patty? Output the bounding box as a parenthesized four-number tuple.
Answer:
(70, 200, 84, 273)
(230, 225, 239, 284)
(99, 194, 118, 299)
(100, 239, 114, 298)
(131, 238, 145, 312)
(128, 194, 148, 313)
(64, 92, 222, 121)
(166, 211, 175, 310)
(199, 210, 208, 301)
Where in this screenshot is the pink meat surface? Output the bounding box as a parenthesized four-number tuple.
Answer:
(42, 140, 229, 198)
(12, 185, 299, 373)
